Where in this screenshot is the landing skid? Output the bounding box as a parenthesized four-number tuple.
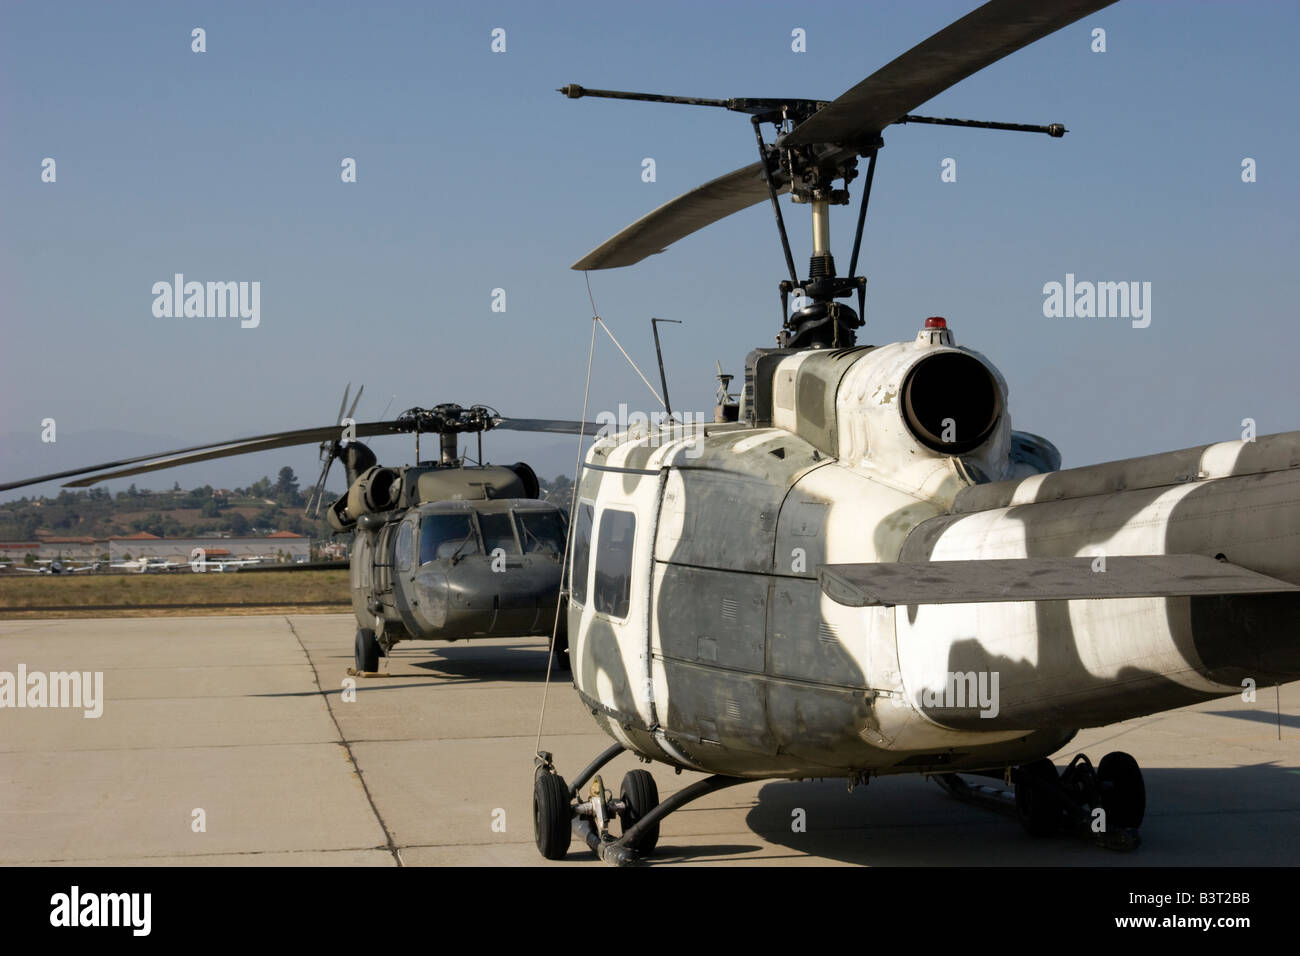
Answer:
(934, 750, 1144, 852)
(533, 745, 747, 866)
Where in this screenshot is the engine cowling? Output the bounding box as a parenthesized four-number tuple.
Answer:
(347, 465, 403, 518)
(755, 334, 1009, 481)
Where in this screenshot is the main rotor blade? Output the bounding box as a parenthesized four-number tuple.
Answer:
(783, 0, 1117, 149)
(491, 417, 606, 435)
(0, 421, 408, 493)
(306, 442, 340, 517)
(345, 384, 364, 422)
(572, 161, 785, 270)
(334, 383, 351, 427)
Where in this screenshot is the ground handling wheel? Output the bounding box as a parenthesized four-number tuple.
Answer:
(1014, 758, 1063, 837)
(534, 770, 572, 860)
(617, 769, 660, 856)
(1097, 751, 1145, 829)
(354, 628, 381, 672)
(550, 618, 570, 673)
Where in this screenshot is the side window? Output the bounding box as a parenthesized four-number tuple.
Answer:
(395, 521, 413, 572)
(420, 514, 478, 564)
(571, 503, 594, 605)
(594, 508, 636, 619)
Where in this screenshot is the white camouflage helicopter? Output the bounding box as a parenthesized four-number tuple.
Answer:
(532, 0, 1300, 864)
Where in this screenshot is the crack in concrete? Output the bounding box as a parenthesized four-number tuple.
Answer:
(284, 616, 403, 866)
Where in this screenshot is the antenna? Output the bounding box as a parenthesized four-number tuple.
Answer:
(650, 318, 682, 421)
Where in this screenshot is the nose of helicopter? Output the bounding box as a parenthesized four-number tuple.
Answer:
(414, 558, 564, 634)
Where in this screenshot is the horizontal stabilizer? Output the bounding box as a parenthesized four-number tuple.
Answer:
(818, 555, 1300, 607)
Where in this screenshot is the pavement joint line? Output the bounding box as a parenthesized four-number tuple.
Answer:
(0, 731, 600, 755)
(1062, 714, 1168, 752)
(0, 740, 360, 756)
(347, 731, 599, 744)
(7, 845, 395, 865)
(56, 694, 328, 703)
(54, 664, 317, 671)
(283, 616, 404, 867)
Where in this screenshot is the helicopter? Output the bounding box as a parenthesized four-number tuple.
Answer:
(1, 391, 597, 673)
(531, 0, 1300, 864)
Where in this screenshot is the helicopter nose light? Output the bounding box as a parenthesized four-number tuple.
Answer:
(924, 316, 947, 329)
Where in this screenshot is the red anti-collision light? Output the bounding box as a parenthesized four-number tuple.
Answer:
(924, 316, 947, 329)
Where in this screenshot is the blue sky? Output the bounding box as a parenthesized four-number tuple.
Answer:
(2, 0, 1297, 499)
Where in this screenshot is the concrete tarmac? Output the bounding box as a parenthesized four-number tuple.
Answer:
(1, 614, 1296, 866)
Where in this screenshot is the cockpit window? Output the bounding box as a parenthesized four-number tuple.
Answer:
(516, 511, 566, 555)
(420, 513, 478, 564)
(478, 512, 520, 555)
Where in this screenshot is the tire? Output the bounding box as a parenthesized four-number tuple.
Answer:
(618, 769, 660, 855)
(534, 771, 571, 860)
(354, 628, 379, 672)
(1098, 751, 1145, 829)
(1015, 758, 1061, 837)
(550, 624, 570, 673)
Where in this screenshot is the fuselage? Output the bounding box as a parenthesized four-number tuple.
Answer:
(352, 497, 567, 647)
(568, 330, 1300, 780)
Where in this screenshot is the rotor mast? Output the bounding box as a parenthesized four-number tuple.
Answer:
(561, 0, 1115, 348)
(811, 200, 831, 260)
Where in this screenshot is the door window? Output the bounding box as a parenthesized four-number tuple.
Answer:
(571, 503, 594, 605)
(594, 508, 636, 619)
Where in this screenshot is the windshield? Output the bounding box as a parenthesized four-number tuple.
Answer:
(517, 511, 566, 555)
(420, 514, 478, 564)
(478, 511, 520, 555)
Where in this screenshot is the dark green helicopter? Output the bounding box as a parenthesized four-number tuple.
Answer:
(0, 391, 597, 672)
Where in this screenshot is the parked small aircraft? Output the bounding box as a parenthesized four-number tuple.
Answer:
(10, 558, 98, 575)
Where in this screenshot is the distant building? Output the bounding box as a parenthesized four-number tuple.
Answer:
(0, 541, 44, 563)
(0, 536, 107, 562)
